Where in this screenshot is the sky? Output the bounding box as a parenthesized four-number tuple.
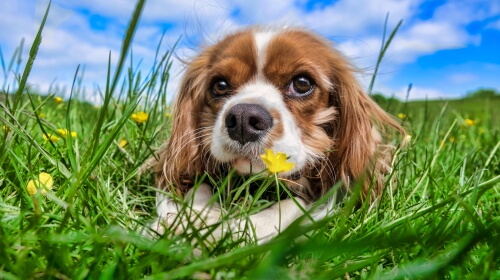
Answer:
(0, 0, 499, 103)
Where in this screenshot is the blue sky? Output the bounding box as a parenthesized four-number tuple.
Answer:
(1, 0, 499, 103)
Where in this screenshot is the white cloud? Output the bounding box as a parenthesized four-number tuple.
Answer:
(486, 19, 500, 30)
(1, 0, 499, 103)
(448, 73, 478, 84)
(384, 85, 462, 101)
(0, 2, 37, 49)
(302, 0, 417, 36)
(228, 0, 300, 24)
(432, 0, 500, 25)
(387, 21, 476, 64)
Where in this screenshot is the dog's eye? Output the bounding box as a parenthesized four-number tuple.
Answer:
(211, 79, 230, 96)
(288, 76, 314, 97)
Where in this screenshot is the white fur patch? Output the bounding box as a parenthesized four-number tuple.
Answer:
(152, 181, 340, 244)
(254, 31, 275, 77)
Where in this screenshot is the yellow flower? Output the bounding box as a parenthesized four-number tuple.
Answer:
(464, 119, 475, 126)
(260, 149, 295, 174)
(119, 139, 127, 147)
(404, 134, 412, 144)
(54, 97, 63, 104)
(38, 113, 46, 119)
(26, 182, 37, 196)
(26, 172, 54, 196)
(56, 129, 77, 138)
(43, 133, 60, 142)
(164, 113, 171, 118)
(449, 136, 456, 143)
(2, 125, 9, 132)
(131, 112, 149, 123)
(397, 113, 407, 120)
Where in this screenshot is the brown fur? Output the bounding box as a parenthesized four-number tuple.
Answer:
(153, 27, 405, 203)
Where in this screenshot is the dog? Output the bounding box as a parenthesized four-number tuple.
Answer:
(147, 26, 404, 244)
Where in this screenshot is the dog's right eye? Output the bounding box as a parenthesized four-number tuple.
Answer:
(287, 75, 315, 97)
(211, 79, 230, 96)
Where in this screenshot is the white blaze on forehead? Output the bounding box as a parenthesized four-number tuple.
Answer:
(254, 31, 276, 77)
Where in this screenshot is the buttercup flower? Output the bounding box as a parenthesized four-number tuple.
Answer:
(397, 113, 407, 120)
(131, 112, 149, 123)
(54, 97, 63, 104)
(404, 134, 412, 144)
(119, 139, 127, 147)
(26, 172, 54, 196)
(260, 149, 295, 174)
(164, 113, 171, 118)
(464, 118, 475, 126)
(56, 129, 77, 138)
(43, 133, 60, 142)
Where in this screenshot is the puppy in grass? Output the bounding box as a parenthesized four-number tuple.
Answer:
(143, 26, 404, 244)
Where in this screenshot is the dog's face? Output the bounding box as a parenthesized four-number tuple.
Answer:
(206, 30, 336, 177)
(157, 27, 403, 201)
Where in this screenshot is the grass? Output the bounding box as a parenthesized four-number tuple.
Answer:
(1, 1, 499, 279)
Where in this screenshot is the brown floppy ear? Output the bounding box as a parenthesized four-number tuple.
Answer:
(155, 53, 211, 194)
(327, 63, 405, 201)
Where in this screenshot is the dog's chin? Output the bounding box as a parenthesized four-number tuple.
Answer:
(231, 158, 266, 175)
(230, 157, 303, 180)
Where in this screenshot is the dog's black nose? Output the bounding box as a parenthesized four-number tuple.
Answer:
(225, 103, 273, 145)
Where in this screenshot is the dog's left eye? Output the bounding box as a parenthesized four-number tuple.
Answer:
(211, 79, 230, 96)
(288, 76, 314, 97)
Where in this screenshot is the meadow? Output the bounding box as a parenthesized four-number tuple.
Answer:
(1, 1, 499, 279)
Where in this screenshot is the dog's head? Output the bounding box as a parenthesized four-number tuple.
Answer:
(156, 26, 404, 201)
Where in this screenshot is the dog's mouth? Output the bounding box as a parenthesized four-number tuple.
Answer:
(230, 156, 302, 180)
(230, 157, 265, 174)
